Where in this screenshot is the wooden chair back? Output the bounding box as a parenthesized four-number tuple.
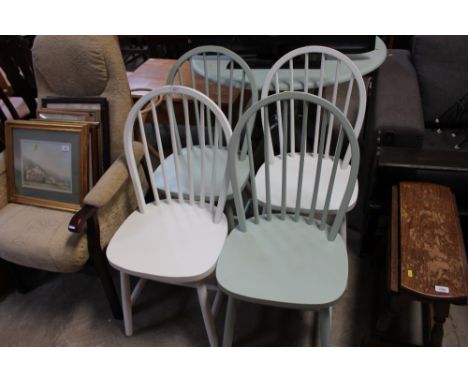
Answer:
(124, 85, 232, 223)
(261, 46, 366, 168)
(167, 45, 259, 138)
(228, 91, 360, 241)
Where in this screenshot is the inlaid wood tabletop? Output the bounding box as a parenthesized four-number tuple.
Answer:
(398, 182, 468, 303)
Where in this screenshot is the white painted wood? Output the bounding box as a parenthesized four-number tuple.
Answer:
(124, 86, 231, 215)
(211, 289, 223, 317)
(197, 283, 219, 346)
(120, 272, 133, 336)
(108, 202, 228, 284)
(257, 45, 366, 242)
(114, 85, 231, 345)
(130, 278, 147, 306)
(255, 154, 358, 214)
(154, 147, 249, 200)
(261, 46, 367, 167)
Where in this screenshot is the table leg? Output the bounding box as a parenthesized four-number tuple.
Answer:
(430, 302, 450, 346)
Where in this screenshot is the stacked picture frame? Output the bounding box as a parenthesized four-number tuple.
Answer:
(3, 96, 110, 212)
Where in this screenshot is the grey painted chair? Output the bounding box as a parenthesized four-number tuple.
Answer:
(159, 46, 259, 228)
(216, 92, 360, 346)
(258, 46, 366, 243)
(107, 85, 231, 346)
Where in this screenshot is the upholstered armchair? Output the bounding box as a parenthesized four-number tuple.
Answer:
(0, 36, 147, 319)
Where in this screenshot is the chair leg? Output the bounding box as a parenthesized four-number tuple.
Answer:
(318, 307, 332, 347)
(223, 295, 238, 347)
(120, 272, 133, 336)
(211, 289, 223, 317)
(226, 201, 236, 232)
(340, 215, 347, 247)
(197, 283, 219, 346)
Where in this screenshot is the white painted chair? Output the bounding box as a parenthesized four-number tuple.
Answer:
(216, 92, 360, 346)
(107, 85, 231, 346)
(258, 46, 367, 243)
(162, 46, 259, 228)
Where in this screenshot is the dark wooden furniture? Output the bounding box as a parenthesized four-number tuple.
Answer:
(378, 182, 468, 345)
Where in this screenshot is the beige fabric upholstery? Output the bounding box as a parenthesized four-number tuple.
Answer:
(0, 152, 8, 210)
(0, 151, 88, 272)
(83, 142, 147, 249)
(32, 36, 133, 161)
(0, 204, 88, 273)
(84, 142, 144, 208)
(0, 145, 146, 271)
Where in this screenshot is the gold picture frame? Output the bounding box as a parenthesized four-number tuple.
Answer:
(5, 120, 89, 212)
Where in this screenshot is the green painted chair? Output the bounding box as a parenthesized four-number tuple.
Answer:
(216, 91, 360, 346)
(158, 46, 258, 229)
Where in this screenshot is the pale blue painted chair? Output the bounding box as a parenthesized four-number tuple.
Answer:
(216, 91, 360, 346)
(157, 46, 259, 228)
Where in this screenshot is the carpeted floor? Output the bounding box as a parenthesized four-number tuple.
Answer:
(0, 230, 467, 346)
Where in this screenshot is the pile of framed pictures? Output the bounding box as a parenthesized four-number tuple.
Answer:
(40, 97, 110, 172)
(3, 97, 110, 212)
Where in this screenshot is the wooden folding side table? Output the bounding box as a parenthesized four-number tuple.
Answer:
(377, 182, 468, 346)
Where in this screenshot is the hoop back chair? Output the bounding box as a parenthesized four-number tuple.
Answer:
(216, 92, 360, 346)
(258, 46, 366, 241)
(159, 46, 258, 227)
(107, 85, 231, 346)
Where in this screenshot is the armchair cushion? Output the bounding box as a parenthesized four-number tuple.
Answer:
(373, 49, 425, 148)
(0, 203, 88, 273)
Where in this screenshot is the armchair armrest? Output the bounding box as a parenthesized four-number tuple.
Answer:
(68, 141, 146, 251)
(68, 205, 97, 233)
(373, 49, 425, 148)
(82, 141, 144, 208)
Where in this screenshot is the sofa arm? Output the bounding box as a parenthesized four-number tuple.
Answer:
(373, 49, 425, 148)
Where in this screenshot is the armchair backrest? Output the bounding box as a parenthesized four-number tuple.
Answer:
(32, 36, 133, 161)
(411, 36, 468, 123)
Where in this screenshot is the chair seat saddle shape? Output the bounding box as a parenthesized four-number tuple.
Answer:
(107, 85, 232, 346)
(255, 154, 358, 213)
(107, 201, 227, 283)
(216, 216, 347, 308)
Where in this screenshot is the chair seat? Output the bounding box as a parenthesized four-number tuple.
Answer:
(154, 147, 249, 200)
(0, 203, 88, 272)
(107, 201, 228, 284)
(216, 216, 348, 309)
(255, 154, 358, 213)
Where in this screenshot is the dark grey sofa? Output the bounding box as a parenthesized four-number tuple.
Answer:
(373, 36, 468, 148)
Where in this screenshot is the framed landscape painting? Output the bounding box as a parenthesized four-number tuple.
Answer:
(5, 120, 89, 212)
